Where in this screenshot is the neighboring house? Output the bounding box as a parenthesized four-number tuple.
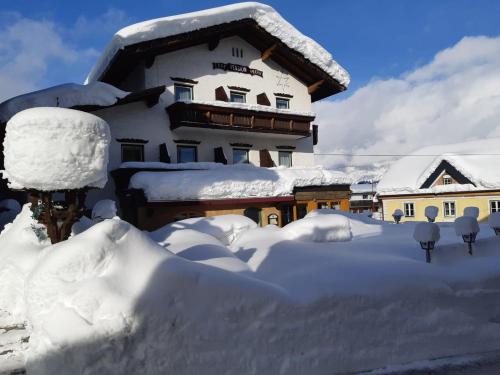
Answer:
(0, 3, 352, 229)
(377, 138, 500, 223)
(350, 182, 378, 214)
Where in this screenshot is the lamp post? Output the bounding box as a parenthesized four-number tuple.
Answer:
(392, 209, 403, 224)
(454, 216, 480, 256)
(414, 222, 440, 263)
(424, 206, 439, 223)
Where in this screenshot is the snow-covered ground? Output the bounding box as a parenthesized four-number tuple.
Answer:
(1, 207, 500, 374)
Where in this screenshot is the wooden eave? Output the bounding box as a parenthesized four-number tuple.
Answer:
(73, 85, 166, 112)
(97, 19, 346, 102)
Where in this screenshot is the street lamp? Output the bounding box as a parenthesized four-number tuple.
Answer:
(424, 206, 439, 222)
(393, 209, 403, 224)
(413, 222, 440, 263)
(454, 216, 480, 256)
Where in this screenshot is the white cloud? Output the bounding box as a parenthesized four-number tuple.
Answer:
(314, 36, 500, 175)
(72, 8, 131, 38)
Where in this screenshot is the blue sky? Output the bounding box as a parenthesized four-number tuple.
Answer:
(4, 0, 500, 98)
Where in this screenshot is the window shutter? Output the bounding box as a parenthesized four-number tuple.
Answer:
(214, 147, 228, 164)
(312, 124, 319, 146)
(215, 86, 228, 101)
(256, 93, 271, 106)
(159, 143, 171, 163)
(259, 149, 275, 167)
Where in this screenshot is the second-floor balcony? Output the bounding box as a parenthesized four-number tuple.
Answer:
(166, 101, 314, 138)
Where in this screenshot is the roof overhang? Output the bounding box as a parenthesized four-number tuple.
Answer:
(97, 19, 346, 102)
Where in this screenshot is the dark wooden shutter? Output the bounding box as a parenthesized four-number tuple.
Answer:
(256, 93, 271, 106)
(215, 86, 228, 101)
(312, 124, 319, 146)
(159, 143, 171, 163)
(214, 147, 227, 164)
(259, 149, 275, 167)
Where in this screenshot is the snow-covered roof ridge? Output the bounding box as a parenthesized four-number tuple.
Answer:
(0, 82, 128, 123)
(129, 164, 352, 201)
(85, 2, 350, 87)
(377, 137, 500, 195)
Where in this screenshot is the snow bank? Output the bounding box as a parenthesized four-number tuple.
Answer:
(150, 214, 257, 246)
(2, 107, 110, 191)
(413, 222, 440, 243)
(282, 214, 352, 242)
(377, 137, 500, 195)
(454, 216, 480, 236)
(85, 2, 350, 87)
(120, 161, 224, 170)
(463, 206, 479, 218)
(130, 165, 351, 201)
(425, 206, 439, 220)
(0, 82, 128, 123)
(489, 212, 500, 229)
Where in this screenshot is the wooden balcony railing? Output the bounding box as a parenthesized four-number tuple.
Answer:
(166, 102, 314, 136)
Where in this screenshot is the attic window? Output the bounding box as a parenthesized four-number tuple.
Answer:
(230, 91, 246, 103)
(443, 175, 452, 185)
(232, 47, 243, 58)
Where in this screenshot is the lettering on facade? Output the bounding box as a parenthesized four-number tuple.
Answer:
(212, 62, 263, 77)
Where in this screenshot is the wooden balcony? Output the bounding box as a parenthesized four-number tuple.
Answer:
(166, 102, 314, 137)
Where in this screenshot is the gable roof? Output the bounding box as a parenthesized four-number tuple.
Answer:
(377, 138, 500, 196)
(85, 2, 350, 102)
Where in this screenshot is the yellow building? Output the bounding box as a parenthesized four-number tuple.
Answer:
(377, 139, 500, 223)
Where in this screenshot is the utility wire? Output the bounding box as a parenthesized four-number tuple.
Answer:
(314, 153, 500, 157)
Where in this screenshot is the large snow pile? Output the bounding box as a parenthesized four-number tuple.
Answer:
(2, 107, 110, 191)
(489, 212, 500, 229)
(377, 137, 500, 195)
(150, 214, 257, 245)
(282, 214, 352, 242)
(130, 165, 351, 201)
(0, 82, 128, 123)
(85, 2, 350, 87)
(413, 222, 440, 243)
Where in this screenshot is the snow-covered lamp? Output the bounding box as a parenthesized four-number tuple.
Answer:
(2, 107, 110, 243)
(413, 222, 440, 263)
(463, 206, 479, 219)
(454, 216, 480, 255)
(392, 209, 403, 224)
(424, 206, 439, 222)
(488, 212, 500, 236)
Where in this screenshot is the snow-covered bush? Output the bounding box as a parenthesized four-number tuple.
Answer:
(413, 222, 440, 263)
(150, 214, 257, 246)
(392, 209, 404, 223)
(282, 214, 352, 242)
(488, 212, 500, 235)
(463, 206, 479, 219)
(91, 199, 117, 221)
(424, 206, 439, 222)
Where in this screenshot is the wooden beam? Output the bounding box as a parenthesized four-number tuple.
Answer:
(208, 38, 219, 51)
(144, 55, 156, 69)
(261, 43, 277, 61)
(308, 80, 325, 94)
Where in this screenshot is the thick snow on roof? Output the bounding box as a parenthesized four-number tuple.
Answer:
(129, 164, 351, 201)
(2, 107, 110, 191)
(0, 82, 128, 123)
(85, 2, 350, 87)
(377, 138, 500, 195)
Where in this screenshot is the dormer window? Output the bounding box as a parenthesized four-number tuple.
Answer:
(276, 97, 290, 109)
(443, 175, 452, 185)
(232, 47, 243, 58)
(174, 84, 193, 101)
(230, 91, 246, 103)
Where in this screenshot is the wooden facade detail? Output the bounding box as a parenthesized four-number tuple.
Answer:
(167, 101, 313, 136)
(256, 92, 271, 106)
(259, 149, 275, 167)
(215, 86, 229, 101)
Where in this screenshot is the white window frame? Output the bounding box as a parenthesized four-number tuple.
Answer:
(490, 200, 500, 213)
(229, 91, 246, 103)
(232, 148, 249, 164)
(121, 143, 144, 162)
(443, 177, 452, 185)
(404, 202, 415, 217)
(275, 97, 290, 109)
(443, 201, 456, 217)
(278, 151, 292, 167)
(174, 84, 193, 101)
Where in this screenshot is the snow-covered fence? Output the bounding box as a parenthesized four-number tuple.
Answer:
(454, 216, 480, 255)
(413, 222, 440, 263)
(424, 206, 439, 222)
(392, 209, 404, 224)
(489, 212, 500, 236)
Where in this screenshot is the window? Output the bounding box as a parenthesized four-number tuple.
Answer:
(232, 47, 243, 58)
(444, 201, 456, 217)
(276, 98, 290, 109)
(443, 176, 452, 185)
(331, 202, 340, 210)
(244, 207, 261, 225)
(281, 205, 294, 226)
(267, 213, 279, 226)
(230, 91, 246, 103)
(174, 84, 193, 101)
(121, 144, 144, 162)
(177, 145, 197, 163)
(491, 200, 500, 213)
(278, 151, 292, 167)
(318, 202, 329, 209)
(233, 148, 249, 164)
(404, 202, 415, 217)
(362, 194, 369, 200)
(297, 204, 307, 220)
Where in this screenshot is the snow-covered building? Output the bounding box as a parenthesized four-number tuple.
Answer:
(349, 182, 378, 214)
(377, 138, 500, 223)
(0, 2, 352, 229)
